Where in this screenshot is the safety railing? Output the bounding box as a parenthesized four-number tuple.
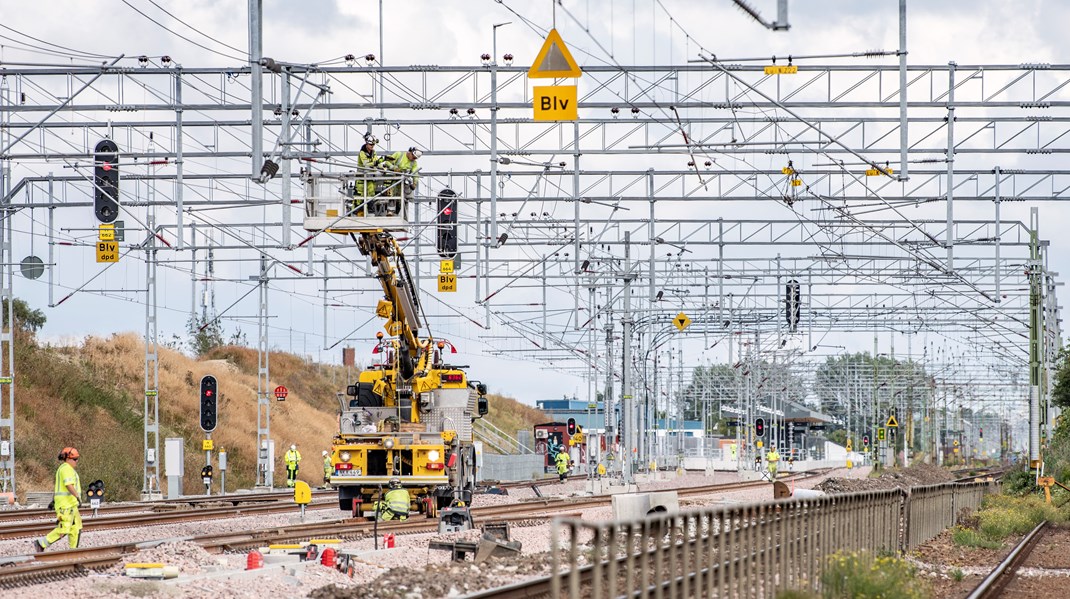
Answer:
(550, 480, 996, 599)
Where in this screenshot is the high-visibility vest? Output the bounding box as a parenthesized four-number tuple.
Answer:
(384, 488, 410, 515)
(358, 146, 382, 170)
(285, 450, 301, 466)
(386, 152, 420, 181)
(53, 463, 80, 510)
(555, 452, 570, 473)
(323, 456, 332, 474)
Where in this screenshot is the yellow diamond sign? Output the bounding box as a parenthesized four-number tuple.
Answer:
(673, 312, 691, 331)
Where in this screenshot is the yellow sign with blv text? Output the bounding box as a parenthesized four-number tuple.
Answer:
(533, 86, 578, 121)
(96, 241, 119, 263)
(438, 273, 457, 292)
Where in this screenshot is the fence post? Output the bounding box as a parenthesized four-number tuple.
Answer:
(900, 487, 910, 554)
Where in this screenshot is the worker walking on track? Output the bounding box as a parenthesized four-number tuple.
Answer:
(322, 450, 332, 489)
(555, 447, 571, 482)
(34, 447, 82, 552)
(375, 478, 410, 521)
(284, 444, 302, 488)
(766, 447, 780, 480)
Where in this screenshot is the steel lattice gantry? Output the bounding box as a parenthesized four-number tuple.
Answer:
(0, 58, 1064, 487)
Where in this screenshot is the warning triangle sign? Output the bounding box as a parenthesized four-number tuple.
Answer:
(528, 29, 582, 79)
(886, 414, 899, 428)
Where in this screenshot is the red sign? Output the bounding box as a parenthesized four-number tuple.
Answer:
(274, 385, 289, 400)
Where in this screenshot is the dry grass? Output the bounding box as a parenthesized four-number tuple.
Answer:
(15, 333, 342, 500)
(483, 393, 547, 440)
(13, 333, 544, 500)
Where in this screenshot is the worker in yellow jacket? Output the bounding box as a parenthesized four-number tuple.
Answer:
(34, 447, 82, 551)
(384, 147, 422, 195)
(376, 478, 410, 521)
(284, 444, 302, 488)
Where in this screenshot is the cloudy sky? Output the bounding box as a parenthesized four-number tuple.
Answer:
(1, 0, 1065, 405)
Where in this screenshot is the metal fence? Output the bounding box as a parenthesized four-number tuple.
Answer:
(551, 480, 997, 598)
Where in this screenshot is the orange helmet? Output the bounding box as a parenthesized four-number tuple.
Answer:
(59, 447, 80, 461)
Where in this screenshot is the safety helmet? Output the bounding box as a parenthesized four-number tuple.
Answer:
(364, 133, 378, 145)
(322, 450, 329, 456)
(290, 444, 297, 451)
(388, 477, 401, 489)
(59, 447, 79, 461)
(409, 147, 423, 159)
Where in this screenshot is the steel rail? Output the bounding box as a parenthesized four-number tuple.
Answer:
(965, 520, 1049, 599)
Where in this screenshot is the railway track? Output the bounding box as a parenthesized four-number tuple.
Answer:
(0, 488, 335, 524)
(0, 468, 830, 589)
(964, 520, 1049, 599)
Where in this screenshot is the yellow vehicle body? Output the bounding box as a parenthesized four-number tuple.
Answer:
(329, 364, 482, 513)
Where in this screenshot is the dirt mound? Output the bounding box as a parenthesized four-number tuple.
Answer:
(816, 463, 955, 494)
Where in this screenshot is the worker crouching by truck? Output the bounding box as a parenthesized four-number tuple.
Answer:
(375, 478, 411, 521)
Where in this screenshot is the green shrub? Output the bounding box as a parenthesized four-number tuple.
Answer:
(777, 591, 818, 599)
(1003, 468, 1037, 495)
(951, 526, 1001, 549)
(820, 551, 929, 599)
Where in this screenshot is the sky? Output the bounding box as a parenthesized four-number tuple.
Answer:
(1, 0, 1067, 406)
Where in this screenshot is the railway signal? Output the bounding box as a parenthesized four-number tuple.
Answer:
(93, 139, 120, 223)
(274, 385, 289, 401)
(785, 279, 801, 332)
(755, 417, 765, 437)
(86, 479, 105, 515)
(436, 188, 458, 259)
(199, 375, 217, 432)
(567, 417, 577, 436)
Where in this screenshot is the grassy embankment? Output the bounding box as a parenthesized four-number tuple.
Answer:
(12, 333, 544, 500)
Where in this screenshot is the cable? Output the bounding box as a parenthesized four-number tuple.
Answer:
(142, 0, 247, 55)
(120, 0, 246, 63)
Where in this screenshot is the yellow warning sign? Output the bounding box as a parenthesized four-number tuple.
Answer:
(438, 273, 457, 292)
(96, 241, 119, 263)
(673, 312, 691, 331)
(440, 259, 454, 273)
(886, 414, 899, 428)
(528, 28, 582, 79)
(845, 439, 853, 452)
(99, 223, 115, 241)
(202, 439, 214, 451)
(866, 167, 894, 177)
(533, 85, 578, 121)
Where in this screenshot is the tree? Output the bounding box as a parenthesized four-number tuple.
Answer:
(188, 315, 224, 356)
(813, 352, 929, 426)
(1052, 348, 1070, 411)
(2, 298, 46, 335)
(678, 361, 806, 430)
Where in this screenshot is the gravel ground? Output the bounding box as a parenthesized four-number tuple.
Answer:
(3, 468, 864, 598)
(815, 463, 953, 493)
(0, 504, 342, 558)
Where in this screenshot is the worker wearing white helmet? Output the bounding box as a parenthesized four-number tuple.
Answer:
(384, 147, 422, 195)
(322, 450, 332, 489)
(284, 444, 302, 488)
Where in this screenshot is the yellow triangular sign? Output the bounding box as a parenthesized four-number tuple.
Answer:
(528, 28, 582, 79)
(886, 414, 899, 428)
(673, 312, 691, 332)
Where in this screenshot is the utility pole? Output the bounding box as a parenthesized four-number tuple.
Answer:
(621, 232, 635, 483)
(1028, 208, 1042, 468)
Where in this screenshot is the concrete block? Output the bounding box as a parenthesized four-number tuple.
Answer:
(603, 483, 640, 496)
(611, 490, 679, 520)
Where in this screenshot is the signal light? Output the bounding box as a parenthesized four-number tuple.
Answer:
(200, 375, 218, 432)
(93, 139, 120, 223)
(785, 279, 801, 332)
(436, 188, 458, 259)
(755, 417, 766, 437)
(441, 373, 464, 383)
(567, 418, 577, 436)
